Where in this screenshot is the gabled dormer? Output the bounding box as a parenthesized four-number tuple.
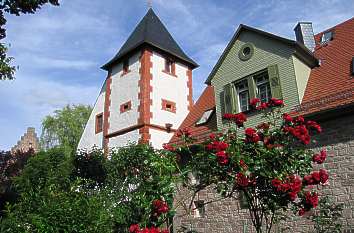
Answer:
(205, 24, 318, 129)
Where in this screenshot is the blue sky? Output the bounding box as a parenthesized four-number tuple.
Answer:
(0, 0, 353, 150)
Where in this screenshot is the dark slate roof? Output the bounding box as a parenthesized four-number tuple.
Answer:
(102, 9, 198, 70)
(205, 24, 319, 84)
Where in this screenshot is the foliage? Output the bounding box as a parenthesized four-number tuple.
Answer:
(0, 149, 34, 217)
(308, 196, 343, 233)
(0, 0, 59, 80)
(0, 144, 176, 233)
(0, 99, 342, 233)
(165, 98, 331, 233)
(40, 104, 92, 152)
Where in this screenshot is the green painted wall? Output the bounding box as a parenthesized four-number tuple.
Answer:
(210, 30, 301, 129)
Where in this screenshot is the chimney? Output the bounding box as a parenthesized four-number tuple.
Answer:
(294, 22, 316, 52)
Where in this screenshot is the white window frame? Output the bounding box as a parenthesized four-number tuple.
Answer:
(235, 80, 249, 112)
(255, 72, 271, 103)
(321, 31, 333, 44)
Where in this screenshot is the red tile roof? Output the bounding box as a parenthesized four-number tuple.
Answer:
(171, 18, 354, 142)
(169, 85, 217, 144)
(296, 17, 354, 115)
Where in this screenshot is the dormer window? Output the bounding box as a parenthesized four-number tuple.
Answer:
(196, 109, 214, 125)
(320, 31, 333, 44)
(122, 59, 130, 75)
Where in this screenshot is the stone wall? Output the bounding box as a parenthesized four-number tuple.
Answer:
(11, 127, 40, 153)
(173, 113, 354, 233)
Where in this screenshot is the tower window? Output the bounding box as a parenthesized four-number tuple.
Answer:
(162, 99, 176, 113)
(320, 31, 333, 44)
(164, 57, 176, 76)
(95, 113, 103, 134)
(120, 101, 132, 113)
(255, 71, 272, 103)
(235, 80, 250, 112)
(122, 59, 130, 75)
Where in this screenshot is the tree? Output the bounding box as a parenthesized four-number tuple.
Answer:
(0, 0, 59, 80)
(40, 104, 92, 152)
(0, 149, 34, 217)
(0, 144, 175, 233)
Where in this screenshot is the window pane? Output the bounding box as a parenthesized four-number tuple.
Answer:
(239, 91, 249, 112)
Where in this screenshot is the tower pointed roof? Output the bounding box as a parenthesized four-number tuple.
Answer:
(102, 9, 198, 70)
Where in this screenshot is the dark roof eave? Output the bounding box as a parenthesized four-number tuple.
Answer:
(101, 42, 199, 71)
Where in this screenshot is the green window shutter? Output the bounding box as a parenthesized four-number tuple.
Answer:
(247, 76, 256, 100)
(268, 64, 283, 99)
(223, 83, 238, 114)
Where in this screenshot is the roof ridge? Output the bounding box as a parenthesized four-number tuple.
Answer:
(315, 16, 354, 36)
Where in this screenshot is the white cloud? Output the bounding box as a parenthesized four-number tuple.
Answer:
(0, 75, 100, 150)
(29, 56, 96, 70)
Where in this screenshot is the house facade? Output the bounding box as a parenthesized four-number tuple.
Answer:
(78, 9, 197, 152)
(78, 8, 354, 232)
(171, 18, 354, 232)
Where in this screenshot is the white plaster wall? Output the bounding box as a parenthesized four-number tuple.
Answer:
(150, 52, 190, 130)
(149, 128, 174, 149)
(108, 129, 140, 148)
(109, 52, 141, 134)
(292, 55, 312, 103)
(77, 86, 105, 151)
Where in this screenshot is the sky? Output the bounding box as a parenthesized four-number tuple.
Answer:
(0, 0, 353, 150)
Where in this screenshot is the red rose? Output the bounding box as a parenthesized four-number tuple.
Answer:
(152, 200, 169, 216)
(129, 224, 140, 233)
(256, 102, 268, 110)
(307, 120, 322, 133)
(245, 128, 260, 143)
(216, 151, 229, 165)
(282, 113, 293, 122)
(177, 128, 192, 137)
(288, 191, 297, 201)
(234, 113, 247, 127)
(250, 98, 260, 107)
(162, 144, 176, 152)
(295, 116, 305, 124)
(303, 174, 314, 185)
(205, 143, 214, 151)
(149, 227, 160, 233)
(305, 191, 318, 208)
(223, 113, 233, 120)
(209, 133, 216, 140)
(320, 169, 329, 184)
(236, 173, 249, 187)
(269, 98, 284, 107)
(272, 178, 282, 190)
(299, 208, 306, 216)
(239, 159, 248, 170)
(161, 230, 169, 233)
(311, 171, 321, 184)
(141, 228, 149, 233)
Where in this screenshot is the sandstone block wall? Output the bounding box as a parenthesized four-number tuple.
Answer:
(174, 113, 354, 233)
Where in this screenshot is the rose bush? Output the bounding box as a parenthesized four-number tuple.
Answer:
(163, 98, 330, 233)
